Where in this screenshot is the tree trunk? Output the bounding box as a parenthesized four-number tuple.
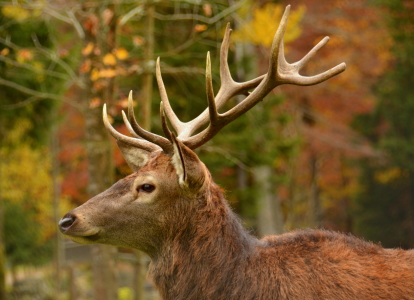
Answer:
(51, 124, 63, 300)
(133, 3, 155, 299)
(0, 182, 6, 300)
(133, 252, 146, 300)
(67, 265, 77, 300)
(140, 3, 155, 131)
(79, 3, 119, 299)
(254, 166, 284, 236)
(309, 153, 322, 227)
(0, 124, 6, 300)
(83, 89, 118, 300)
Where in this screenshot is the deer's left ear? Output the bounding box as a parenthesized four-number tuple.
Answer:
(170, 134, 205, 190)
(117, 140, 151, 172)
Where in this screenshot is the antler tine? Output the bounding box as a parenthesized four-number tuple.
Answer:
(206, 52, 219, 124)
(121, 110, 141, 139)
(160, 101, 174, 144)
(219, 23, 234, 86)
(103, 104, 161, 153)
(216, 22, 265, 103)
(268, 5, 291, 80)
(156, 58, 185, 135)
(127, 91, 172, 152)
(296, 36, 330, 70)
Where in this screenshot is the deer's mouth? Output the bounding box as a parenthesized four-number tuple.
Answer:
(68, 232, 101, 245)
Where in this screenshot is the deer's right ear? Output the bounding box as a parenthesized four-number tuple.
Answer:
(170, 134, 206, 190)
(116, 140, 150, 172)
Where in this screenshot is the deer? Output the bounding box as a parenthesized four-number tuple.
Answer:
(59, 5, 414, 300)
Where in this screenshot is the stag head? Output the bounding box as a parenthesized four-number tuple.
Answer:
(59, 5, 346, 256)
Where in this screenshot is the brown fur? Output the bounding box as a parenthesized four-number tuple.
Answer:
(61, 151, 414, 300)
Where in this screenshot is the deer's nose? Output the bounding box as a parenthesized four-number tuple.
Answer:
(58, 213, 77, 233)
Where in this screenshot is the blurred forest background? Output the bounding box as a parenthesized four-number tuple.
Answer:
(0, 0, 413, 299)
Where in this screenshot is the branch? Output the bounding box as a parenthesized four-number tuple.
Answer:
(31, 34, 81, 85)
(67, 10, 85, 39)
(0, 77, 83, 111)
(153, 65, 205, 75)
(0, 96, 42, 109)
(0, 55, 71, 81)
(119, 4, 145, 26)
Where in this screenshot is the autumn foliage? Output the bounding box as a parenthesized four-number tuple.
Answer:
(0, 2, 412, 292)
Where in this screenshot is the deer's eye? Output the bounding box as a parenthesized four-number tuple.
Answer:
(139, 184, 155, 193)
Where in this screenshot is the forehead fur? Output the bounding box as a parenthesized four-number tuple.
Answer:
(137, 152, 176, 176)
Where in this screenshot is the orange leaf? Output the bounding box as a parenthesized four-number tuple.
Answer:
(114, 48, 129, 60)
(83, 14, 99, 36)
(90, 68, 100, 81)
(79, 59, 91, 73)
(116, 97, 129, 109)
(99, 68, 117, 78)
(89, 97, 101, 108)
(82, 42, 94, 56)
(16, 49, 33, 63)
(133, 36, 144, 46)
(203, 4, 212, 16)
(1, 48, 9, 56)
(195, 24, 207, 32)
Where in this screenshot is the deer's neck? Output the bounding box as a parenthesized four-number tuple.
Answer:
(149, 183, 258, 299)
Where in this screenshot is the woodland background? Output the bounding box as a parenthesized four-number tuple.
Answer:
(0, 0, 413, 299)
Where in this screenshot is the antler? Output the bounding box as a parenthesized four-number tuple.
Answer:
(104, 5, 346, 154)
(157, 5, 346, 149)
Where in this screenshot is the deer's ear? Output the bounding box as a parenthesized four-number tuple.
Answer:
(117, 140, 150, 172)
(170, 135, 205, 190)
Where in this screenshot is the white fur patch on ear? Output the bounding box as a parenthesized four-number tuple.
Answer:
(124, 151, 149, 171)
(172, 141, 187, 187)
(117, 140, 150, 172)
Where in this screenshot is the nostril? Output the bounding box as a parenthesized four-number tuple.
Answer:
(58, 214, 77, 232)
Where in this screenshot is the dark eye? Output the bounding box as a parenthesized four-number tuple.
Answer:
(139, 184, 155, 193)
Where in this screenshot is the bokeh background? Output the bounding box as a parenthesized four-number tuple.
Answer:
(0, 0, 413, 299)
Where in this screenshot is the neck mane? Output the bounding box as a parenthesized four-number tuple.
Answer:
(148, 183, 258, 299)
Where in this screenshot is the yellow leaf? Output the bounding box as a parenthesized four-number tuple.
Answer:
(82, 42, 94, 56)
(103, 53, 117, 66)
(374, 168, 407, 184)
(90, 68, 100, 81)
(89, 97, 101, 108)
(32, 61, 45, 82)
(0, 120, 55, 242)
(233, 4, 306, 48)
(2, 6, 30, 22)
(114, 48, 129, 60)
